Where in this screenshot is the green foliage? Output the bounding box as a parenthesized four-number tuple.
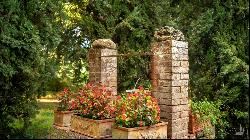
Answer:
(74, 0, 176, 92)
(0, 0, 65, 138)
(191, 99, 229, 138)
(175, 0, 249, 138)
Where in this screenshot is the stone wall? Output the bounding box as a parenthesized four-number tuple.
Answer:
(151, 38, 189, 139)
(88, 39, 117, 95)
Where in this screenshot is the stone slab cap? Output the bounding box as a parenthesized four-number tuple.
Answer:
(154, 26, 185, 41)
(92, 39, 116, 49)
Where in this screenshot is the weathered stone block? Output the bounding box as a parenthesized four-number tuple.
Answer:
(171, 105, 180, 113)
(179, 104, 189, 111)
(158, 98, 171, 105)
(158, 86, 172, 93)
(172, 80, 181, 86)
(159, 72, 171, 80)
(181, 61, 189, 68)
(181, 80, 189, 86)
(172, 74, 181, 80)
(178, 54, 188, 61)
(172, 60, 181, 66)
(158, 80, 171, 86)
(181, 85, 188, 93)
(154, 92, 170, 99)
(171, 111, 181, 119)
(180, 97, 189, 105)
(180, 111, 189, 118)
(160, 111, 171, 118)
(172, 86, 181, 93)
(171, 47, 179, 54)
(172, 54, 181, 61)
(172, 40, 188, 48)
(172, 67, 189, 74)
(181, 73, 189, 79)
(179, 48, 188, 55)
(92, 39, 116, 49)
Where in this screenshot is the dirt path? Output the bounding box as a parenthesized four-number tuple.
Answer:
(37, 99, 59, 103)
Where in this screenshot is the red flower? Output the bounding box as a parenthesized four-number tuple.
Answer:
(63, 88, 69, 93)
(134, 92, 139, 97)
(138, 85, 144, 90)
(117, 95, 121, 100)
(74, 82, 115, 120)
(57, 87, 72, 111)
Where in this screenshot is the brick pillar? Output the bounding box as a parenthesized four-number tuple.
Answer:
(88, 39, 117, 95)
(151, 40, 189, 139)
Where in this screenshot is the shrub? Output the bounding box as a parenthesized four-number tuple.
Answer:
(70, 83, 116, 120)
(57, 88, 72, 111)
(114, 86, 160, 128)
(190, 99, 229, 138)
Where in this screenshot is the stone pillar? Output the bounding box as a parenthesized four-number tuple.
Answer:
(88, 39, 117, 95)
(150, 26, 189, 139)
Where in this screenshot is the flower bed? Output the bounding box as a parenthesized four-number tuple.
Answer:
(69, 83, 116, 138)
(112, 86, 168, 139)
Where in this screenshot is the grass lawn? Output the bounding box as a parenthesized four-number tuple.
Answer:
(25, 101, 58, 139)
(11, 100, 58, 139)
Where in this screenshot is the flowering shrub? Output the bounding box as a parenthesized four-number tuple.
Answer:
(70, 83, 116, 120)
(57, 88, 72, 111)
(115, 86, 160, 128)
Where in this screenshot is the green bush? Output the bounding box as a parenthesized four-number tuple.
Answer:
(191, 99, 229, 138)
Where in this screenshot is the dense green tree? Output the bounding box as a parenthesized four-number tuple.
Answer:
(72, 0, 177, 91)
(172, 0, 249, 138)
(0, 0, 248, 138)
(0, 0, 65, 138)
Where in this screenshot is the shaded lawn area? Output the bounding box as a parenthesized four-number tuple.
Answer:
(26, 100, 58, 139)
(11, 100, 58, 139)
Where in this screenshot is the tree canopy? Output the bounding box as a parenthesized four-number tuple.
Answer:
(0, 0, 248, 138)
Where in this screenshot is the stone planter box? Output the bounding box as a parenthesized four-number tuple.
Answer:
(112, 122, 168, 139)
(70, 114, 114, 139)
(54, 110, 74, 127)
